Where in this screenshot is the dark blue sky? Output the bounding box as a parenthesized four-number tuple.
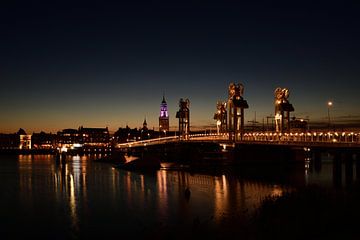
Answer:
(0, 0, 359, 133)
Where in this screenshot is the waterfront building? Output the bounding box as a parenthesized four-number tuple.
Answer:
(79, 126, 110, 145)
(0, 133, 19, 150)
(31, 131, 56, 149)
(56, 127, 110, 153)
(0, 129, 32, 150)
(19, 134, 32, 149)
(16, 129, 31, 150)
(57, 129, 80, 145)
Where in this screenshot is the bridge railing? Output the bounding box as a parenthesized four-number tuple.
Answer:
(189, 133, 228, 140)
(188, 131, 360, 144)
(115, 131, 360, 149)
(116, 135, 180, 148)
(242, 131, 360, 144)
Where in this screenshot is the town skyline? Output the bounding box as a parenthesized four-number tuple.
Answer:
(1, 1, 359, 133)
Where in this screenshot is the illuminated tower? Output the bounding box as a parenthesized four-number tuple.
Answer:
(159, 95, 169, 135)
(176, 98, 190, 140)
(213, 101, 227, 134)
(274, 87, 294, 133)
(227, 83, 249, 141)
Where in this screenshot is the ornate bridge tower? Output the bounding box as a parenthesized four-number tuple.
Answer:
(176, 98, 190, 140)
(274, 87, 294, 133)
(227, 83, 249, 141)
(213, 101, 227, 134)
(159, 95, 169, 136)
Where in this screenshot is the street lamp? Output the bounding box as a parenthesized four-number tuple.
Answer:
(327, 101, 332, 131)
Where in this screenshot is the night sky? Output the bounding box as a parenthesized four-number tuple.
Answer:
(1, 0, 359, 133)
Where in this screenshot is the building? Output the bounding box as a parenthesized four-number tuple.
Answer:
(56, 127, 110, 154)
(0, 133, 19, 150)
(57, 129, 80, 145)
(79, 126, 110, 144)
(159, 96, 169, 136)
(114, 125, 137, 143)
(32, 131, 56, 149)
(19, 134, 32, 149)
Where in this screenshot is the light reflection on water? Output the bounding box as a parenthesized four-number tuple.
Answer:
(0, 154, 356, 239)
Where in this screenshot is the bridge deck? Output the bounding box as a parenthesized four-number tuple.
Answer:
(116, 132, 360, 150)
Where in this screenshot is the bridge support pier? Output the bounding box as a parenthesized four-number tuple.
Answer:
(313, 151, 322, 173)
(355, 152, 360, 181)
(345, 152, 354, 187)
(333, 153, 342, 188)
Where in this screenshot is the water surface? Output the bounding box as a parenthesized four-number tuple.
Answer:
(0, 154, 356, 239)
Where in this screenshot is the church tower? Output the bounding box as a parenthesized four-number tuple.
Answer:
(159, 95, 169, 135)
(141, 117, 149, 140)
(142, 117, 148, 131)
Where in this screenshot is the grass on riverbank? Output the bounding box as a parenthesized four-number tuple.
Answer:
(254, 183, 360, 240)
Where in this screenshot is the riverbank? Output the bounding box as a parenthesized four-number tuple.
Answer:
(252, 183, 360, 239)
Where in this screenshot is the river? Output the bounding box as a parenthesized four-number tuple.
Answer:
(0, 153, 357, 239)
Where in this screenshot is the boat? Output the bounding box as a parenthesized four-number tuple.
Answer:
(115, 152, 161, 171)
(160, 162, 190, 170)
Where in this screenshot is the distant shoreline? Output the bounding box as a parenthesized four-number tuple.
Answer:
(0, 149, 56, 155)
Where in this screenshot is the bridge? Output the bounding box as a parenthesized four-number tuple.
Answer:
(113, 130, 360, 177)
(113, 82, 360, 169)
(116, 131, 360, 149)
(116, 82, 360, 151)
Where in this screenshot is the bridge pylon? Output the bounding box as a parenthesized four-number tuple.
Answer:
(227, 83, 249, 141)
(176, 98, 190, 140)
(274, 87, 294, 134)
(214, 101, 227, 134)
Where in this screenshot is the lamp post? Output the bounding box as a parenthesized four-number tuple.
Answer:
(327, 101, 332, 131)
